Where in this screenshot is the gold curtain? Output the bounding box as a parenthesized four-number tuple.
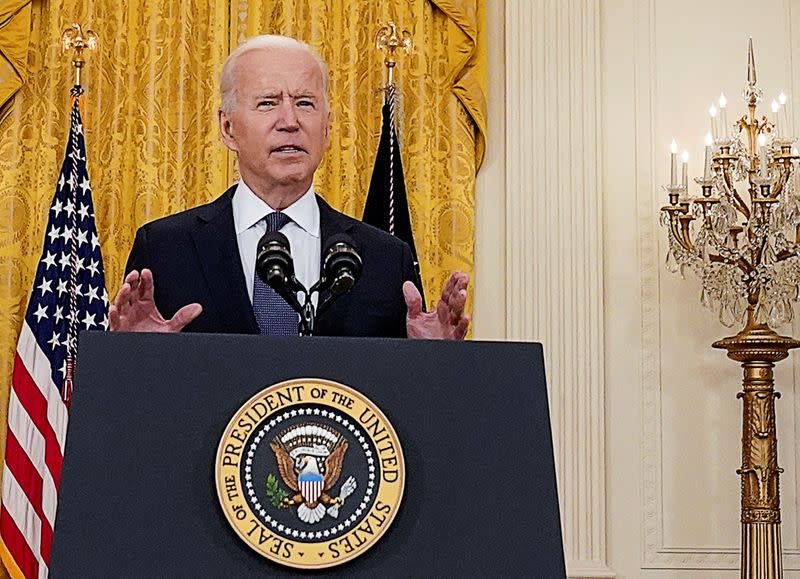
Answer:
(0, 0, 31, 123)
(0, 3, 484, 570)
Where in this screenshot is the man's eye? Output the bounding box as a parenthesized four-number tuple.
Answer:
(297, 100, 315, 108)
(257, 100, 276, 109)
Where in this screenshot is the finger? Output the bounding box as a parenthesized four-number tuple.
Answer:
(453, 313, 471, 340)
(402, 281, 423, 318)
(446, 271, 468, 300)
(126, 271, 141, 307)
(442, 271, 468, 306)
(442, 271, 457, 300)
(167, 303, 203, 332)
(113, 282, 132, 310)
(453, 271, 469, 292)
(108, 304, 120, 331)
(138, 268, 155, 302)
(448, 289, 468, 324)
(437, 273, 457, 323)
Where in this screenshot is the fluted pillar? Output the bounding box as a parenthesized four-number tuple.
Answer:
(505, 1, 612, 577)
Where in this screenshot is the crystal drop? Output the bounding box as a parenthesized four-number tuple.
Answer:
(665, 249, 678, 273)
(700, 287, 711, 308)
(719, 305, 736, 328)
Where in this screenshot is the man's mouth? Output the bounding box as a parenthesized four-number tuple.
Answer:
(272, 146, 305, 154)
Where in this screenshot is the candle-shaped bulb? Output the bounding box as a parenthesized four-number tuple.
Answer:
(778, 92, 790, 140)
(681, 150, 689, 189)
(793, 147, 799, 156)
(709, 105, 719, 140)
(670, 139, 678, 187)
(759, 133, 769, 176)
(718, 94, 729, 138)
(703, 133, 713, 179)
(772, 99, 782, 136)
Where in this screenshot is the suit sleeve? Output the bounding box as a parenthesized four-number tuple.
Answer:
(401, 242, 420, 291)
(124, 227, 150, 277)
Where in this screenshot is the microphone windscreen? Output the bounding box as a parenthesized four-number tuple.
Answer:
(256, 231, 295, 289)
(323, 233, 363, 296)
(323, 233, 359, 255)
(257, 231, 291, 255)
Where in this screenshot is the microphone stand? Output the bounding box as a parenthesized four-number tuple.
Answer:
(295, 285, 315, 337)
(293, 279, 334, 337)
(295, 270, 359, 336)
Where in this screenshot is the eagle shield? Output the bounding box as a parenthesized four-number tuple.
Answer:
(298, 472, 324, 504)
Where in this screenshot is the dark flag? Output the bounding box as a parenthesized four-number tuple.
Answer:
(0, 86, 108, 578)
(363, 84, 425, 305)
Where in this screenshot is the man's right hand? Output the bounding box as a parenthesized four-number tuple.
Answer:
(109, 269, 202, 332)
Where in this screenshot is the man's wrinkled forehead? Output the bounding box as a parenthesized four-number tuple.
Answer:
(235, 47, 328, 100)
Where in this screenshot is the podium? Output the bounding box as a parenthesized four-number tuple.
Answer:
(50, 333, 565, 577)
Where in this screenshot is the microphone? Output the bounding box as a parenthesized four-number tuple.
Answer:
(322, 234, 363, 296)
(255, 231, 303, 312)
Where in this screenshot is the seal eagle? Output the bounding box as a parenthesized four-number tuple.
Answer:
(270, 423, 352, 524)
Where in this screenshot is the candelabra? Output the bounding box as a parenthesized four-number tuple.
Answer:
(661, 39, 800, 579)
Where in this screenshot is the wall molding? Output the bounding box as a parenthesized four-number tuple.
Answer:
(505, 1, 611, 577)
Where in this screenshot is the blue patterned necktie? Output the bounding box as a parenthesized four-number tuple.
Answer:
(253, 212, 298, 335)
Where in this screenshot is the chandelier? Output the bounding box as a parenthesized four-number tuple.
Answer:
(661, 42, 800, 329)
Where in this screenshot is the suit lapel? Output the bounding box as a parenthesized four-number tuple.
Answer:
(191, 187, 259, 334)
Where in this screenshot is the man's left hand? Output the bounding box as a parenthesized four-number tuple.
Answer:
(404, 271, 470, 340)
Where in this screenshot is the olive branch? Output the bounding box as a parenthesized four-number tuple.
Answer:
(265, 474, 290, 508)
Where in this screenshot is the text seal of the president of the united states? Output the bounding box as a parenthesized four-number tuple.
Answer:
(215, 378, 405, 569)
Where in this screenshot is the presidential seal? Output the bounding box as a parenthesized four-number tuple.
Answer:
(215, 378, 405, 569)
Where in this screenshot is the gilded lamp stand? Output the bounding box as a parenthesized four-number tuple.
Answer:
(661, 39, 800, 578)
(713, 305, 798, 577)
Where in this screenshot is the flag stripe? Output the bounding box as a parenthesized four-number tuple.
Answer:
(11, 354, 64, 490)
(17, 324, 68, 453)
(1, 468, 44, 576)
(6, 387, 59, 534)
(4, 431, 53, 566)
(0, 509, 37, 579)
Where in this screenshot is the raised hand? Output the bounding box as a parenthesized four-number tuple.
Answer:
(404, 271, 470, 340)
(108, 269, 202, 333)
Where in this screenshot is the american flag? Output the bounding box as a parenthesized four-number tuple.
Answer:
(0, 88, 108, 578)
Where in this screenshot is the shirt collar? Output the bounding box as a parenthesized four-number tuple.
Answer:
(232, 180, 320, 238)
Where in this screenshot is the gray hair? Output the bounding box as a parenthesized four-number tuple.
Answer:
(219, 34, 329, 114)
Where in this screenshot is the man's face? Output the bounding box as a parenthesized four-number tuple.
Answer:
(219, 47, 329, 202)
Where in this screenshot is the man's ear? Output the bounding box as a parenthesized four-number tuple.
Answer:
(218, 109, 238, 152)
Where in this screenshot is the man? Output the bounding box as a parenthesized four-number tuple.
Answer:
(109, 35, 469, 339)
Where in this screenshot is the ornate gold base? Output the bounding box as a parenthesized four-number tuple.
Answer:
(741, 523, 782, 579)
(713, 321, 799, 579)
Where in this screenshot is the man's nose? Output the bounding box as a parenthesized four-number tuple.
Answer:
(276, 100, 299, 131)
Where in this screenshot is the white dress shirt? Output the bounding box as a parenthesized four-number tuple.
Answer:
(231, 180, 321, 305)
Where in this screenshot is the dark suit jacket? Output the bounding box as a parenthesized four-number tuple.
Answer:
(124, 186, 417, 337)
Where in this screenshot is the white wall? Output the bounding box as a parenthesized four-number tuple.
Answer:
(474, 1, 800, 577)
